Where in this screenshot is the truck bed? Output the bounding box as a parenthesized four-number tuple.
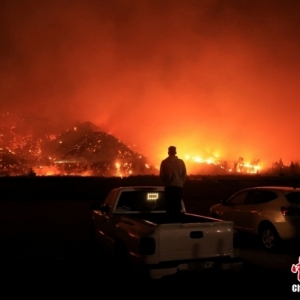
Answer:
(123, 212, 222, 225)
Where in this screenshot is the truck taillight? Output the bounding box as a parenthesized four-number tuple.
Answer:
(281, 206, 300, 216)
(139, 237, 155, 255)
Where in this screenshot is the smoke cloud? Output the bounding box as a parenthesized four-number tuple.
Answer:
(1, 0, 300, 171)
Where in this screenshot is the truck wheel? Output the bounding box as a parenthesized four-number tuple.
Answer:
(88, 221, 97, 245)
(259, 224, 281, 251)
(114, 241, 130, 270)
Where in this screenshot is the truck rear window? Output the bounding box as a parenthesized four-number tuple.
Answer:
(116, 191, 166, 212)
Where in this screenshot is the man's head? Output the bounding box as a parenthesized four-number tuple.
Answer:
(168, 146, 177, 156)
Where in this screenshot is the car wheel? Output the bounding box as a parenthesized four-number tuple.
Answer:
(259, 224, 280, 251)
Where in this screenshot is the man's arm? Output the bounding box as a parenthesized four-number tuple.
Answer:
(159, 161, 166, 183)
(181, 160, 187, 182)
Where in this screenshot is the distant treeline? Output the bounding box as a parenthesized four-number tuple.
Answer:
(265, 159, 300, 176)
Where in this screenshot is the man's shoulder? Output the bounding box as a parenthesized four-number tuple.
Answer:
(177, 158, 186, 168)
(160, 157, 169, 167)
(161, 156, 185, 164)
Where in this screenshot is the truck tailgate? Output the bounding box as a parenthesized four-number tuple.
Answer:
(157, 221, 234, 261)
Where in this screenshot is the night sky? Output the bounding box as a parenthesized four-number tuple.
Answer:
(1, 0, 300, 171)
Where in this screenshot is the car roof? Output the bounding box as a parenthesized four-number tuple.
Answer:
(243, 186, 300, 192)
(112, 186, 165, 192)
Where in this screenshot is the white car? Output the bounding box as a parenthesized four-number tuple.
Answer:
(209, 186, 300, 251)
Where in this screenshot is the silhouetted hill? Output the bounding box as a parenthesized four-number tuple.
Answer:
(0, 114, 157, 176)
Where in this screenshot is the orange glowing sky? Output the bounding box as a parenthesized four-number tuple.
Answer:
(1, 0, 300, 172)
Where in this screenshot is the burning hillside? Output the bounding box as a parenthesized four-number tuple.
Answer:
(0, 113, 156, 177)
(0, 112, 270, 177)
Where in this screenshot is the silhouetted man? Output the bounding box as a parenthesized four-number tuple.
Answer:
(160, 146, 187, 214)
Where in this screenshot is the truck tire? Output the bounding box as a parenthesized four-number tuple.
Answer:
(114, 240, 130, 271)
(88, 221, 97, 246)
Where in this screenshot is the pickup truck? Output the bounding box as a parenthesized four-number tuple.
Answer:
(89, 186, 242, 279)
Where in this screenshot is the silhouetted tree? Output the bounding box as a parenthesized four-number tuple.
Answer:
(288, 161, 300, 175)
(235, 157, 244, 173)
(272, 158, 284, 174)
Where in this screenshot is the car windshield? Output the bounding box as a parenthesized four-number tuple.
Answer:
(115, 191, 166, 213)
(285, 192, 300, 204)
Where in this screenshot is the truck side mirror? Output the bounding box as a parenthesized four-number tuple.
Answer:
(221, 199, 228, 206)
(90, 201, 102, 210)
(100, 204, 110, 213)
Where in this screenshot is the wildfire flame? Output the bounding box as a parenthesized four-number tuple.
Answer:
(0, 113, 263, 177)
(183, 153, 261, 175)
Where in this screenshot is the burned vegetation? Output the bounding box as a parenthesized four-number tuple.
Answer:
(0, 113, 156, 177)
